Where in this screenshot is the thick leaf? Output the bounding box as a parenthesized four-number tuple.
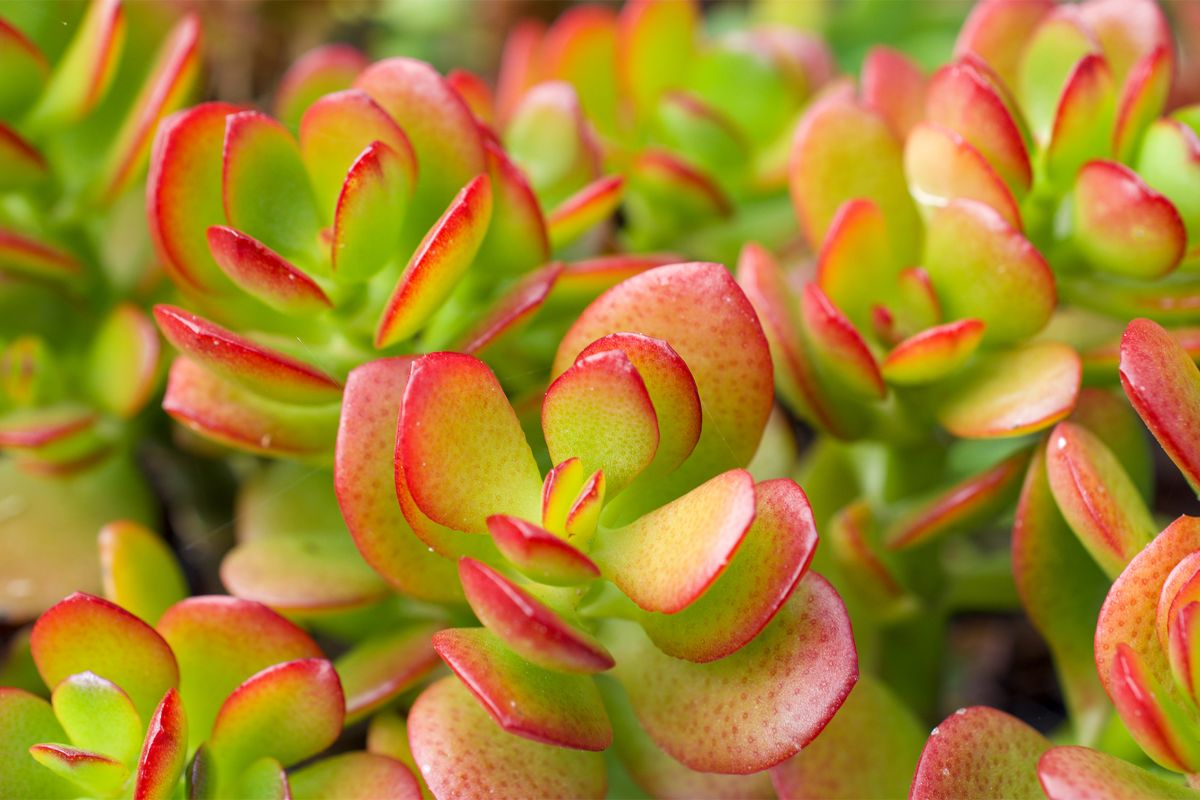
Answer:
(770, 675, 923, 800)
(487, 514, 600, 586)
(154, 305, 341, 406)
(1018, 9, 1098, 143)
(617, 0, 697, 118)
(1106, 642, 1199, 771)
(495, 19, 545, 125)
(635, 478, 817, 663)
(474, 141, 550, 278)
(0, 688, 72, 799)
(454, 262, 562, 355)
(1045, 422, 1155, 578)
(290, 752, 422, 800)
(909, 706, 1050, 800)
(609, 573, 857, 774)
(0, 229, 83, 282)
(0, 124, 47, 191)
(1045, 54, 1117, 187)
(334, 624, 441, 721)
(540, 6, 620, 134)
(936, 342, 1081, 439)
(86, 303, 161, 419)
(548, 253, 679, 309)
(459, 558, 613, 674)
(543, 349, 658, 495)
(26, 0, 123, 128)
(29, 744, 127, 796)
(375, 175, 493, 348)
(555, 262, 773, 484)
(98, 14, 201, 203)
(591, 470, 756, 613)
(1079, 0, 1173, 85)
(147, 102, 243, 295)
(163, 356, 340, 460)
(862, 46, 927, 139)
(232, 757, 289, 800)
(1119, 318, 1200, 493)
(814, 198, 897, 333)
(31, 593, 178, 721)
(206, 226, 332, 314)
(222, 110, 323, 262)
(789, 96, 920, 263)
(51, 672, 142, 765)
(208, 659, 344, 776)
(904, 122, 1021, 229)
(408, 677, 606, 799)
(133, 689, 187, 800)
(799, 283, 886, 400)
(99, 521, 186, 628)
(398, 352, 542, 533)
(547, 175, 624, 249)
(954, 0, 1054, 89)
(157, 595, 322, 747)
(1038, 745, 1198, 800)
(447, 68, 494, 123)
(275, 44, 369, 129)
(0, 19, 48, 118)
(923, 199, 1054, 344)
(334, 357, 464, 601)
(333, 141, 412, 281)
(882, 319, 985, 385)
(433, 627, 612, 750)
(1113, 46, 1172, 162)
(505, 81, 600, 209)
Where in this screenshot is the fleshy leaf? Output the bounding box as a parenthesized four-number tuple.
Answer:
(1018, 9, 1098, 143)
(375, 175, 494, 348)
(799, 283, 886, 400)
(398, 352, 542, 533)
(232, 757, 289, 800)
(51, 672, 142, 765)
(454, 262, 562, 355)
(770, 675, 924, 800)
(635, 478, 817, 663)
(0, 229, 83, 283)
(555, 262, 773, 485)
(433, 628, 612, 751)
(408, 677, 606, 799)
(290, 752, 422, 800)
(936, 342, 1081, 438)
(1038, 745, 1198, 800)
(591, 469, 755, 613)
(0, 124, 47, 191)
(1113, 46, 1172, 162)
(206, 226, 332, 314)
(547, 175, 624, 249)
(609, 573, 856, 774)
(1045, 422, 1155, 578)
(790, 96, 920, 263)
(157, 595, 322, 747)
(459, 558, 613, 673)
(0, 689, 73, 799)
(155, 305, 341, 406)
(133, 689, 187, 800)
(1079, 0, 1173, 84)
(0, 19, 48, 118)
(504, 81, 599, 208)
(1106, 642, 1200, 771)
(909, 706, 1050, 800)
(473, 141, 550, 278)
(99, 522, 186, 628)
(487, 514, 600, 586)
(924, 199, 1054, 344)
(275, 45, 369, 130)
(208, 659, 344, 776)
(814, 198, 897, 333)
(540, 6, 620, 134)
(882, 319, 985, 385)
(334, 357, 464, 602)
(447, 68, 494, 123)
(1072, 159, 1184, 279)
(31, 593, 178, 721)
(1045, 54, 1117, 187)
(954, 0, 1054, 89)
(222, 110, 323, 262)
(617, 0, 697, 118)
(334, 624, 441, 722)
(543, 348, 658, 495)
(29, 744, 127, 796)
(333, 141, 412, 281)
(904, 122, 1021, 229)
(1119, 318, 1200, 493)
(86, 303, 161, 419)
(26, 0, 123, 128)
(862, 46, 927, 139)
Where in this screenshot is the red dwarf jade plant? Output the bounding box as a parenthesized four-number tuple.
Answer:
(491, 0, 834, 262)
(0, 0, 200, 619)
(905, 318, 1200, 799)
(334, 261, 859, 796)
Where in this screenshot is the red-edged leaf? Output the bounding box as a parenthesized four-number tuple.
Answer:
(26, 0, 123, 128)
(543, 349, 658, 495)
(0, 124, 47, 190)
(275, 44, 369, 129)
(454, 262, 562, 355)
(862, 46, 927, 139)
(883, 319, 985, 385)
(1079, 0, 1174, 84)
(635, 478, 817, 663)
(375, 175, 494, 348)
(0, 689, 73, 799)
(910, 706, 1050, 800)
(540, 6, 620, 135)
(28, 744, 127, 796)
(799, 283, 886, 400)
(591, 469, 756, 613)
(459, 558, 613, 673)
(1018, 8, 1099, 142)
(937, 342, 1081, 439)
(924, 199, 1055, 344)
(398, 352, 542, 532)
(408, 677, 606, 799)
(335, 624, 441, 722)
(487, 514, 600, 586)
(548, 253, 680, 309)
(133, 689, 186, 800)
(1107, 642, 1200, 771)
(290, 752, 422, 800)
(447, 68, 494, 124)
(474, 140, 550, 278)
(905, 122, 1022, 229)
(1115, 46, 1173, 163)
(206, 225, 331, 314)
(1047, 54, 1117, 187)
(433, 628, 611, 751)
(332, 140, 412, 281)
(617, 0, 697, 118)
(86, 303, 161, 419)
(954, 0, 1055, 89)
(547, 175, 624, 249)
(611, 573, 857, 774)
(98, 14, 200, 203)
(51, 671, 143, 764)
(495, 20, 545, 126)
(157, 595, 322, 746)
(154, 305, 341, 405)
(814, 198, 897, 333)
(334, 358, 465, 602)
(147, 102, 243, 295)
(1038, 745, 1198, 800)
(1119, 318, 1200, 493)
(0, 229, 83, 282)
(31, 593, 178, 721)
(99, 521, 187, 627)
(0, 19, 48, 118)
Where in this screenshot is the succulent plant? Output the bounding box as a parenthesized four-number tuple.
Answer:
(333, 260, 860, 795)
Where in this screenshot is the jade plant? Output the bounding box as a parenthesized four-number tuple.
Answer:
(491, 0, 835, 262)
(0, 0, 202, 619)
(334, 261, 859, 795)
